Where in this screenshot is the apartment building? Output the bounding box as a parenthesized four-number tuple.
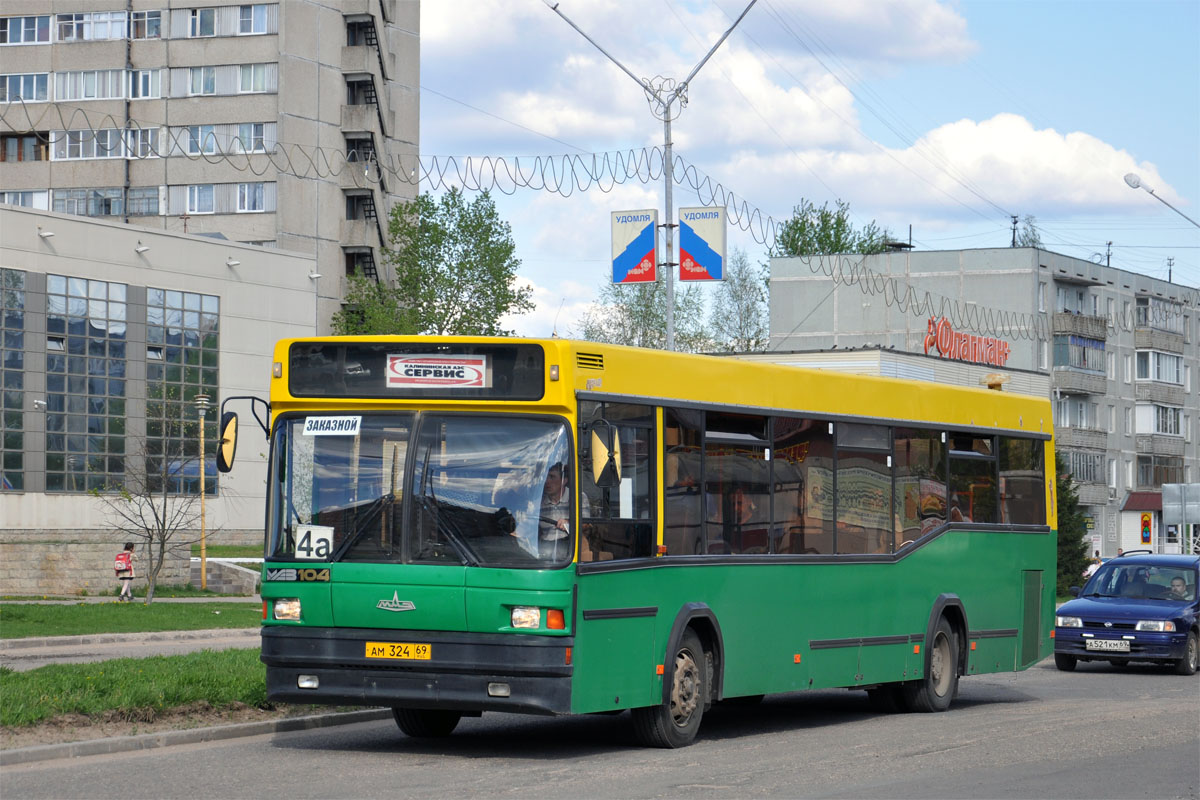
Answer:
(768, 247, 1200, 556)
(0, 1, 419, 328)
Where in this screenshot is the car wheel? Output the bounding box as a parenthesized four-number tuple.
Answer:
(1054, 653, 1077, 671)
(1174, 631, 1198, 676)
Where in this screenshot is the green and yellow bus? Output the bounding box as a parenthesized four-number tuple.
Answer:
(218, 336, 1056, 748)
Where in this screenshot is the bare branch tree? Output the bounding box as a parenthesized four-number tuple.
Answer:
(708, 247, 768, 352)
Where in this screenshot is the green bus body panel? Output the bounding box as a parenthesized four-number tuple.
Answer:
(568, 528, 1055, 714)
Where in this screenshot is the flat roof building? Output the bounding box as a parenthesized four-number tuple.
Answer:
(768, 247, 1200, 557)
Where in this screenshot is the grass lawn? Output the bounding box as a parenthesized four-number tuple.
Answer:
(0, 602, 262, 639)
(191, 544, 262, 559)
(0, 648, 268, 727)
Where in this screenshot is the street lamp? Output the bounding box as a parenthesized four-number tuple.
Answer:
(194, 393, 211, 590)
(1123, 173, 1200, 229)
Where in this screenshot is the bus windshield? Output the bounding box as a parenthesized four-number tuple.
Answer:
(266, 413, 575, 568)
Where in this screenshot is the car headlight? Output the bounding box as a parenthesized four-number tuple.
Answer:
(273, 598, 301, 621)
(1135, 620, 1175, 632)
(511, 606, 541, 629)
(1055, 616, 1083, 628)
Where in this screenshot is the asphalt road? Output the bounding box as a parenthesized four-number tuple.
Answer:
(3, 658, 1196, 800)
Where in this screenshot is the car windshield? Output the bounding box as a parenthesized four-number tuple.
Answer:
(266, 413, 575, 569)
(1083, 563, 1196, 601)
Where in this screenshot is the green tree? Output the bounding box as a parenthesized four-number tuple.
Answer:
(1055, 452, 1090, 595)
(577, 279, 712, 352)
(771, 198, 891, 257)
(1016, 214, 1043, 248)
(708, 247, 768, 352)
(331, 188, 533, 336)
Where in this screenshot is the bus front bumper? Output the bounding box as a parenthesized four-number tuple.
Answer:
(260, 626, 573, 715)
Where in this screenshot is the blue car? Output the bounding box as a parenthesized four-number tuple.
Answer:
(1054, 551, 1199, 675)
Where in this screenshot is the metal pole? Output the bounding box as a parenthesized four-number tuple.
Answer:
(195, 394, 210, 590)
(664, 116, 674, 351)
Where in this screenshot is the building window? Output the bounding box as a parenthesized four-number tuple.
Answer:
(55, 70, 125, 101)
(57, 11, 127, 42)
(189, 8, 216, 37)
(129, 69, 161, 99)
(1135, 296, 1184, 334)
(1124, 407, 1131, 436)
(0, 269, 25, 491)
(1, 133, 47, 162)
(1137, 455, 1182, 489)
(1123, 354, 1131, 384)
(126, 127, 159, 159)
(1064, 450, 1103, 484)
(1037, 282, 1046, 312)
(1147, 405, 1183, 436)
(0, 16, 51, 45)
(237, 182, 264, 212)
(1, 73, 48, 103)
(145, 288, 220, 495)
(45, 276, 128, 492)
(1052, 335, 1105, 373)
(186, 125, 217, 155)
(131, 10, 161, 39)
(52, 129, 126, 160)
(0, 190, 47, 208)
(127, 186, 159, 216)
(238, 64, 269, 93)
(1135, 350, 1183, 385)
(235, 122, 265, 152)
(189, 66, 215, 96)
(187, 184, 214, 214)
(239, 5, 268, 34)
(1108, 405, 1115, 433)
(1108, 458, 1116, 489)
(52, 187, 124, 217)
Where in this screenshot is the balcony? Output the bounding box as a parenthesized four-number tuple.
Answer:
(1134, 381, 1184, 406)
(1135, 434, 1185, 457)
(1134, 327, 1185, 353)
(1055, 427, 1108, 451)
(1052, 369, 1107, 396)
(1053, 312, 1108, 340)
(341, 218, 381, 248)
(1076, 483, 1110, 507)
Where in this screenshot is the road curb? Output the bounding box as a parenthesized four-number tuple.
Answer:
(0, 708, 393, 766)
(0, 628, 261, 651)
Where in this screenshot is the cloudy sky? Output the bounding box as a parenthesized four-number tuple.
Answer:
(417, 0, 1200, 338)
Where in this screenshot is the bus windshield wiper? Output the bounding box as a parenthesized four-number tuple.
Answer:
(330, 493, 394, 562)
(418, 447, 478, 566)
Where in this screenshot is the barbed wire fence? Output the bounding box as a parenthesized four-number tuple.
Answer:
(4, 100, 1197, 341)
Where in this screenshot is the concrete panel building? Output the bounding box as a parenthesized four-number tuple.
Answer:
(1, 0, 418, 329)
(769, 248, 1199, 557)
(0, 205, 318, 594)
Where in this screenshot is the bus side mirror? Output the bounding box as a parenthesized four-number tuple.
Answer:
(216, 411, 239, 473)
(589, 420, 621, 488)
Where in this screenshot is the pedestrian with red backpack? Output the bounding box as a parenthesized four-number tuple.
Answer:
(115, 542, 136, 602)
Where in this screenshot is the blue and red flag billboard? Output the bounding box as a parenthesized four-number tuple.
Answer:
(678, 206, 726, 281)
(611, 210, 658, 283)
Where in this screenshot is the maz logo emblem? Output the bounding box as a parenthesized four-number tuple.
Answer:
(1104, 622, 1113, 628)
(377, 591, 416, 612)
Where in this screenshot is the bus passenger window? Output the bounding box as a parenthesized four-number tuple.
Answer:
(999, 437, 1045, 525)
(949, 434, 997, 524)
(663, 408, 703, 556)
(772, 417, 833, 554)
(894, 428, 946, 545)
(578, 402, 655, 562)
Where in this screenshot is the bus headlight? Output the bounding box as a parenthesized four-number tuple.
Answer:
(1135, 620, 1175, 632)
(511, 606, 541, 629)
(274, 598, 301, 621)
(1055, 616, 1082, 628)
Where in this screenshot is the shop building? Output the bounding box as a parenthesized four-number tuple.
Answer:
(0, 205, 317, 593)
(767, 247, 1199, 556)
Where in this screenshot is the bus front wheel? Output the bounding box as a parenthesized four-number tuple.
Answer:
(632, 628, 707, 748)
(392, 707, 462, 738)
(902, 617, 959, 712)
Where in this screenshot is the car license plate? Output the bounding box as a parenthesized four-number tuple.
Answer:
(365, 641, 431, 660)
(1085, 639, 1130, 652)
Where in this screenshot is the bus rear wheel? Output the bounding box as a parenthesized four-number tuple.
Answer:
(632, 628, 706, 748)
(392, 708, 462, 738)
(902, 617, 959, 712)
